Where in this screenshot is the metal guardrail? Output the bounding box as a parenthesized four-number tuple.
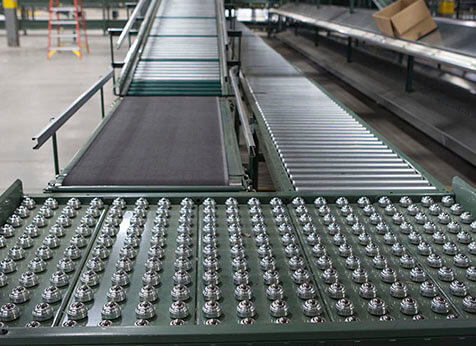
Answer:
(219, 0, 230, 47)
(230, 65, 258, 189)
(32, 70, 113, 175)
(217, 0, 229, 88)
(230, 66, 256, 155)
(117, 0, 158, 95)
(116, 0, 147, 48)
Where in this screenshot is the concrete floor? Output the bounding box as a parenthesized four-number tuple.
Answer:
(0, 31, 124, 193)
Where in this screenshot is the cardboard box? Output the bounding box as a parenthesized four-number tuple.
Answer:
(373, 0, 437, 40)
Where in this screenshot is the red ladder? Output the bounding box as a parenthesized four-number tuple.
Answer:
(47, 0, 89, 59)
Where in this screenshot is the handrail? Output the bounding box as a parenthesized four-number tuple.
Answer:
(218, 0, 229, 47)
(229, 66, 256, 156)
(32, 70, 113, 150)
(117, 0, 158, 95)
(116, 0, 147, 49)
(216, 0, 229, 86)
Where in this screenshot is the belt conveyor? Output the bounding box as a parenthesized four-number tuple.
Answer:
(127, 0, 225, 96)
(238, 24, 438, 193)
(50, 96, 244, 191)
(0, 178, 476, 345)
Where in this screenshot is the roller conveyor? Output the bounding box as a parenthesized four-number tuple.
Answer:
(127, 0, 224, 96)
(239, 25, 438, 193)
(130, 61, 221, 95)
(149, 18, 218, 36)
(141, 37, 219, 60)
(159, 0, 216, 17)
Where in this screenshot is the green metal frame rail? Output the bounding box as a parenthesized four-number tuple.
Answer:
(0, 0, 128, 31)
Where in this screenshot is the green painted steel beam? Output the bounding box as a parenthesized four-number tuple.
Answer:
(0, 19, 127, 30)
(18, 0, 126, 6)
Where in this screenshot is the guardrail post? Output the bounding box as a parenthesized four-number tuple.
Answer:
(238, 34, 242, 64)
(350, 0, 355, 13)
(100, 87, 105, 119)
(231, 36, 235, 60)
(102, 0, 107, 34)
(406, 55, 414, 93)
(108, 30, 117, 95)
(234, 106, 240, 145)
(126, 3, 131, 47)
(52, 132, 60, 176)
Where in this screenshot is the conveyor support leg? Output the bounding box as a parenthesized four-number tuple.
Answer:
(234, 107, 240, 142)
(267, 14, 272, 38)
(100, 87, 105, 119)
(52, 132, 60, 176)
(347, 37, 352, 63)
(249, 123, 259, 190)
(108, 31, 117, 95)
(406, 55, 414, 93)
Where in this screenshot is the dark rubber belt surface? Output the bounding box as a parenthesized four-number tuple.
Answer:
(62, 96, 229, 186)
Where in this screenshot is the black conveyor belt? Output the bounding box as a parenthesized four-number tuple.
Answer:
(62, 96, 229, 186)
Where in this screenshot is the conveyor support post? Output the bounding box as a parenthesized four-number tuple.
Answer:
(406, 55, 415, 92)
(347, 37, 352, 62)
